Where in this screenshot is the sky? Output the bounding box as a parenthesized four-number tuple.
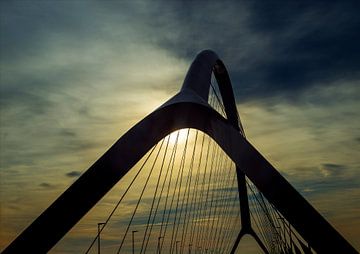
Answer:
(0, 0, 360, 253)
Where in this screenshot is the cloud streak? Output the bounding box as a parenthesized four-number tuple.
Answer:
(1, 0, 359, 252)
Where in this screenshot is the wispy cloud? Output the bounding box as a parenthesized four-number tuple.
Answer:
(39, 182, 55, 189)
(1, 0, 359, 252)
(320, 163, 347, 177)
(65, 171, 82, 178)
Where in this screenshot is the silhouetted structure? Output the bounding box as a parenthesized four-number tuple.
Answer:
(3, 50, 357, 254)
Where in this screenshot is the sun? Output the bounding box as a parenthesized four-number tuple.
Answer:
(168, 128, 190, 146)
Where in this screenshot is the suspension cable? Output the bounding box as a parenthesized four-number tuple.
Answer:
(84, 143, 159, 254)
(116, 138, 166, 253)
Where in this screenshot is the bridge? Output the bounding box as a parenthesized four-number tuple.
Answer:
(2, 50, 357, 254)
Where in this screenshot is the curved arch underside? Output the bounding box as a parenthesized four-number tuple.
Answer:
(3, 51, 357, 254)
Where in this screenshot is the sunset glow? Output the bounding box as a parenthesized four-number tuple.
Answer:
(1, 1, 359, 253)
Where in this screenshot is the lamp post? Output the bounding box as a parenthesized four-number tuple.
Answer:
(157, 236, 163, 254)
(97, 222, 105, 254)
(176, 241, 180, 254)
(132, 230, 138, 254)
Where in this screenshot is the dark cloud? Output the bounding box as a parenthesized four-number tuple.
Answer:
(284, 164, 359, 198)
(136, 1, 360, 103)
(59, 129, 76, 137)
(0, 155, 35, 169)
(65, 171, 81, 178)
(1, 1, 359, 106)
(0, 1, 102, 61)
(0, 89, 53, 115)
(299, 176, 359, 200)
(39, 182, 54, 189)
(232, 2, 360, 102)
(320, 163, 347, 177)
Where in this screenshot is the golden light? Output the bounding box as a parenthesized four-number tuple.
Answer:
(168, 128, 190, 146)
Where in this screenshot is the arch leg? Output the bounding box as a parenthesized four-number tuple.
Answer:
(230, 229, 269, 254)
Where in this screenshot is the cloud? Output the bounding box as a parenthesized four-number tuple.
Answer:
(1, 1, 359, 106)
(59, 129, 76, 137)
(65, 171, 82, 178)
(109, 1, 360, 103)
(0, 3, 187, 173)
(320, 163, 347, 177)
(39, 182, 54, 189)
(1, 1, 359, 252)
